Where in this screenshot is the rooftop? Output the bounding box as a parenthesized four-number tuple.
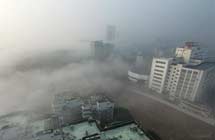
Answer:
(100, 123, 150, 140)
(185, 62, 215, 70)
(31, 121, 152, 140)
(63, 121, 100, 140)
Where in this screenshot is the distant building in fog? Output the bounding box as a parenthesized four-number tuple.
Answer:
(128, 54, 149, 82)
(106, 25, 116, 43)
(175, 42, 207, 64)
(91, 40, 114, 61)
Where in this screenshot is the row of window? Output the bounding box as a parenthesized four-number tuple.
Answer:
(155, 65, 165, 69)
(151, 86, 160, 92)
(153, 75, 162, 80)
(152, 79, 162, 84)
(152, 82, 161, 88)
(155, 60, 166, 65)
(154, 69, 164, 73)
(154, 72, 163, 77)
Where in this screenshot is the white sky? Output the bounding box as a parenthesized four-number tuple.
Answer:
(0, 0, 214, 49)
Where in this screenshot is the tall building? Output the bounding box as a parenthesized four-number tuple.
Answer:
(175, 42, 207, 64)
(174, 62, 215, 102)
(106, 25, 116, 43)
(149, 42, 214, 102)
(164, 63, 183, 95)
(91, 40, 114, 61)
(149, 58, 173, 93)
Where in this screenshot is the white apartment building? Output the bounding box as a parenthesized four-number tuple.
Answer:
(174, 63, 215, 102)
(149, 42, 214, 102)
(149, 58, 172, 93)
(164, 63, 183, 96)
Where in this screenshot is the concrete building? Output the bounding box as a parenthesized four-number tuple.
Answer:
(81, 96, 115, 124)
(106, 25, 116, 43)
(34, 121, 152, 140)
(96, 101, 114, 123)
(149, 42, 215, 103)
(128, 54, 149, 82)
(81, 104, 93, 119)
(165, 62, 215, 102)
(175, 42, 207, 64)
(91, 40, 114, 61)
(149, 58, 173, 93)
(52, 95, 83, 125)
(174, 62, 215, 102)
(164, 63, 183, 96)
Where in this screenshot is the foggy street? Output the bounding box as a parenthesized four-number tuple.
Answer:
(109, 85, 215, 140)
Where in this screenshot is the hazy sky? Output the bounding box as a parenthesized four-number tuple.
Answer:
(0, 0, 214, 50)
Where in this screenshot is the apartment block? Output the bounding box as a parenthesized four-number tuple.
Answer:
(149, 42, 215, 102)
(175, 62, 215, 102)
(165, 63, 183, 96)
(175, 42, 207, 64)
(149, 58, 172, 93)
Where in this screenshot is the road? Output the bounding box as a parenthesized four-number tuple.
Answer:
(130, 87, 215, 126)
(109, 86, 215, 140)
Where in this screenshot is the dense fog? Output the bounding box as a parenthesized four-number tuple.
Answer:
(0, 0, 214, 115)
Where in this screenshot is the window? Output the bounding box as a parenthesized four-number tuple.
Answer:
(154, 69, 164, 73)
(154, 72, 163, 77)
(156, 60, 166, 64)
(155, 65, 165, 69)
(153, 79, 162, 84)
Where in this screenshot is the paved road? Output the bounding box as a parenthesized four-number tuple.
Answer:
(110, 86, 215, 140)
(129, 87, 215, 126)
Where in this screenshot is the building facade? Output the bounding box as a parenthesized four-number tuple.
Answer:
(175, 42, 207, 64)
(128, 54, 149, 82)
(149, 58, 172, 93)
(149, 42, 214, 103)
(96, 101, 114, 123)
(174, 63, 215, 102)
(91, 40, 114, 61)
(164, 64, 183, 96)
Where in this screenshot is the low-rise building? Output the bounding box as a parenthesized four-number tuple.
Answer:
(96, 101, 114, 123)
(34, 121, 152, 140)
(81, 104, 93, 119)
(52, 95, 83, 125)
(128, 54, 149, 83)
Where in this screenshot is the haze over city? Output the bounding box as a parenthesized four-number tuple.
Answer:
(0, 1, 215, 140)
(0, 0, 214, 48)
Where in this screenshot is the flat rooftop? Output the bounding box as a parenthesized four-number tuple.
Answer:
(31, 121, 152, 140)
(185, 62, 215, 70)
(100, 123, 150, 140)
(63, 121, 100, 140)
(62, 121, 151, 140)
